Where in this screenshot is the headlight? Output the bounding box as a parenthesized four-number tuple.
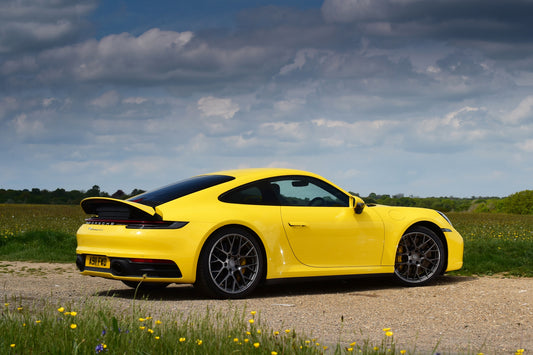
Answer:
(437, 211, 453, 227)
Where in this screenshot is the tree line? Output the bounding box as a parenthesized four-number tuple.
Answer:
(1, 186, 532, 214)
(0, 185, 145, 205)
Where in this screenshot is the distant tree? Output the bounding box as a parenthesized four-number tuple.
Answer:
(111, 190, 126, 199)
(501, 190, 533, 214)
(130, 189, 145, 197)
(86, 185, 101, 197)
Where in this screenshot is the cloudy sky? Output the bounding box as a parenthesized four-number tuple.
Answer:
(1, 0, 532, 198)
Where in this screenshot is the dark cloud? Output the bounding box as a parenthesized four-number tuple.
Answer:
(0, 0, 97, 54)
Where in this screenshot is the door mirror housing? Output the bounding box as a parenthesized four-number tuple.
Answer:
(350, 195, 365, 214)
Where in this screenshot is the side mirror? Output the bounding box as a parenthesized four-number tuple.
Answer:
(350, 196, 365, 214)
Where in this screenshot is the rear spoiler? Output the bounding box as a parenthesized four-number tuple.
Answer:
(81, 197, 160, 220)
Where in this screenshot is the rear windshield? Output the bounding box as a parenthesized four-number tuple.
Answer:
(128, 174, 234, 207)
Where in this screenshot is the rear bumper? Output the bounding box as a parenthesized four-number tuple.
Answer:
(76, 254, 182, 280)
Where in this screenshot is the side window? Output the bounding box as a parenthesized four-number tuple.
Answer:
(275, 177, 349, 207)
(219, 181, 280, 205)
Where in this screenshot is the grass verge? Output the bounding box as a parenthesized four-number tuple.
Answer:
(1, 299, 413, 355)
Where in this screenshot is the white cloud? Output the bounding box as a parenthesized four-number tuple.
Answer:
(123, 97, 148, 105)
(197, 96, 240, 119)
(90, 91, 120, 109)
(504, 96, 533, 124)
(260, 122, 305, 140)
(517, 139, 533, 152)
(274, 98, 305, 112)
(12, 113, 45, 136)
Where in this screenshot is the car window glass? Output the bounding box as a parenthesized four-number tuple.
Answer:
(219, 181, 280, 205)
(275, 177, 348, 207)
(129, 175, 234, 207)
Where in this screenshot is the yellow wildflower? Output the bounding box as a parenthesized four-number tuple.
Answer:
(4, 303, 9, 307)
(250, 311, 257, 315)
(271, 352, 278, 355)
(155, 336, 160, 340)
(253, 342, 260, 348)
(57, 307, 65, 313)
(196, 339, 203, 345)
(386, 331, 393, 337)
(35, 320, 41, 323)
(249, 319, 254, 324)
(273, 331, 279, 336)
(234, 338, 239, 343)
(285, 329, 291, 334)
(10, 344, 15, 348)
(347, 348, 353, 352)
(17, 307, 23, 311)
(70, 324, 77, 329)
(155, 320, 162, 325)
(148, 329, 154, 334)
(139, 317, 146, 322)
(179, 337, 186, 342)
(140, 326, 146, 330)
(70, 311, 77, 316)
(382, 328, 391, 331)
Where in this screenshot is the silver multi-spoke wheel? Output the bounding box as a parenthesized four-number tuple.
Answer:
(394, 226, 445, 286)
(196, 228, 264, 298)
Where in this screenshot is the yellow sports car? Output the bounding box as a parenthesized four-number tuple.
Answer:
(76, 168, 463, 298)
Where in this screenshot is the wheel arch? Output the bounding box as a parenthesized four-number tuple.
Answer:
(404, 221, 449, 274)
(196, 224, 268, 283)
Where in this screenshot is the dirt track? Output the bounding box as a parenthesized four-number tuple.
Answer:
(1, 261, 531, 354)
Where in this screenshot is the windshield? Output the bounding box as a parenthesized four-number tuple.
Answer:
(128, 175, 234, 207)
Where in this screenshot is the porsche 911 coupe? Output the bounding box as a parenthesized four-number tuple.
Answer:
(76, 168, 463, 298)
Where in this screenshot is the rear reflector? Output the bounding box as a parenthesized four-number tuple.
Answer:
(129, 258, 175, 264)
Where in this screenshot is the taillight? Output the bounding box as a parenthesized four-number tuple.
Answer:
(85, 218, 187, 229)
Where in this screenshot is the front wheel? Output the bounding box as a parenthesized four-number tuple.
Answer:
(393, 226, 445, 286)
(195, 227, 264, 299)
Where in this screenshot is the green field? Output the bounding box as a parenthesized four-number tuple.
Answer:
(1, 204, 532, 276)
(1, 204, 531, 354)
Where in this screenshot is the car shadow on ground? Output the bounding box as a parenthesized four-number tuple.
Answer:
(93, 274, 475, 301)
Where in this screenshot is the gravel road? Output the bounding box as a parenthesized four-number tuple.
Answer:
(1, 261, 531, 354)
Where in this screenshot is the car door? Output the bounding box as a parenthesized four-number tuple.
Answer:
(276, 176, 385, 267)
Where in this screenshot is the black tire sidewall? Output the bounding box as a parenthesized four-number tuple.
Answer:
(196, 227, 264, 299)
(393, 225, 446, 286)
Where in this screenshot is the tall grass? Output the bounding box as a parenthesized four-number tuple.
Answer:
(448, 212, 533, 277)
(1, 299, 410, 355)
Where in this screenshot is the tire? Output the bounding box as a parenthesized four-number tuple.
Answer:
(393, 226, 445, 286)
(195, 227, 264, 299)
(121, 280, 170, 291)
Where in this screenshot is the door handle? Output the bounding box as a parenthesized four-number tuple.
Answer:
(288, 222, 307, 227)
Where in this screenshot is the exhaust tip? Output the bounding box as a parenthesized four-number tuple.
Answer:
(110, 259, 128, 276)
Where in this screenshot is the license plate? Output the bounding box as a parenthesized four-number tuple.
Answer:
(85, 255, 110, 268)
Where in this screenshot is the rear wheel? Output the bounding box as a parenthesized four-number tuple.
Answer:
(393, 226, 445, 286)
(196, 227, 264, 299)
